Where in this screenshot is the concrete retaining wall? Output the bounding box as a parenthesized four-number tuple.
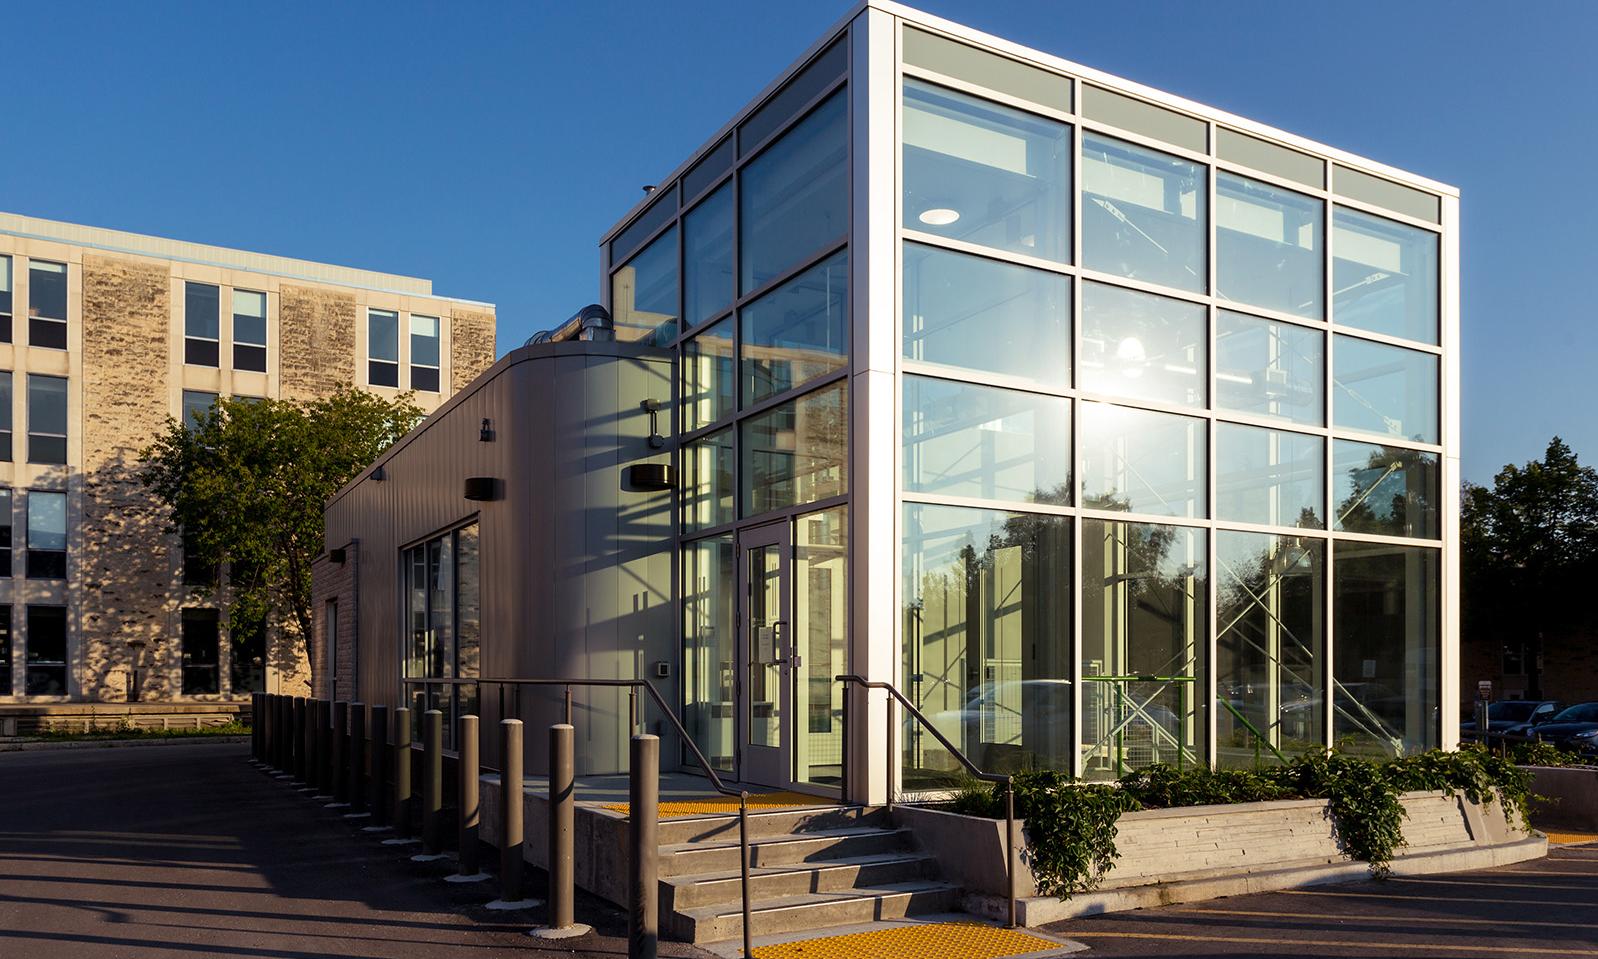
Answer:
(1526, 765, 1598, 830)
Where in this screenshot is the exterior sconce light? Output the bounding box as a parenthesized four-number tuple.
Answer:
(641, 399, 665, 450)
(622, 463, 675, 492)
(371, 465, 386, 482)
(329, 548, 347, 565)
(463, 477, 501, 501)
(480, 418, 495, 442)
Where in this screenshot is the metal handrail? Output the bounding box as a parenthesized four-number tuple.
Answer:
(403, 676, 757, 959)
(835, 674, 1018, 929)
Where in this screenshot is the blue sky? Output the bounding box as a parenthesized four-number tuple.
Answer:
(3, 1, 1593, 482)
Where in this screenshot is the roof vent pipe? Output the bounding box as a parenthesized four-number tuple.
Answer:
(525, 304, 613, 346)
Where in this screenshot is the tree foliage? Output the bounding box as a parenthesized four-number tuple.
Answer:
(140, 387, 422, 658)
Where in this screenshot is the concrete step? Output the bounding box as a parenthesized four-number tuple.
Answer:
(659, 826, 914, 876)
(669, 879, 962, 944)
(655, 805, 888, 846)
(663, 852, 939, 910)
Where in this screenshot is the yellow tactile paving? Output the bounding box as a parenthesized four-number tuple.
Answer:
(1544, 829, 1598, 845)
(750, 922, 1065, 959)
(601, 791, 830, 818)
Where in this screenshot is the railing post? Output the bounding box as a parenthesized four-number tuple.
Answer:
(392, 707, 413, 837)
(1005, 779, 1017, 929)
(629, 733, 659, 959)
(293, 697, 307, 782)
(739, 792, 753, 959)
(499, 718, 525, 902)
(885, 692, 895, 812)
(370, 704, 390, 827)
(331, 701, 349, 804)
(564, 685, 572, 726)
(549, 723, 576, 926)
(348, 703, 368, 815)
(458, 714, 482, 877)
(422, 709, 444, 854)
(839, 682, 849, 804)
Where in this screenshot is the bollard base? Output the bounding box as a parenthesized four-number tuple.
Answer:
(410, 852, 452, 863)
(444, 872, 493, 884)
(361, 825, 394, 834)
(381, 837, 421, 846)
(324, 802, 351, 809)
(529, 924, 592, 940)
(342, 812, 372, 820)
(483, 898, 543, 911)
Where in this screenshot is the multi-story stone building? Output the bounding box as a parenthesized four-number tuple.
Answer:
(0, 212, 495, 729)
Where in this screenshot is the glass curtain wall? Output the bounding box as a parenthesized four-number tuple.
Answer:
(401, 523, 481, 748)
(895, 35, 1445, 783)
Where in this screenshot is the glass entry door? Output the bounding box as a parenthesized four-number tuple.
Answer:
(740, 520, 793, 788)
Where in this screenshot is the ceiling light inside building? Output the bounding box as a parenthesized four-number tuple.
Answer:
(918, 207, 960, 226)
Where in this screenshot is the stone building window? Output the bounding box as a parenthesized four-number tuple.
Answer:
(182, 390, 218, 430)
(410, 315, 440, 392)
(231, 616, 265, 694)
(26, 374, 67, 465)
(233, 290, 267, 372)
(25, 490, 65, 580)
(28, 260, 67, 350)
(0, 489, 11, 577)
(0, 606, 10, 695)
(368, 309, 399, 387)
(0, 371, 11, 462)
(184, 282, 220, 367)
(24, 605, 66, 696)
(180, 608, 220, 694)
(0, 255, 11, 343)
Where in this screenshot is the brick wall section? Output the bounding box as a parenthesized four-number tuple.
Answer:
(450, 308, 496, 389)
(278, 284, 357, 401)
(79, 254, 174, 702)
(1461, 627, 1598, 704)
(310, 544, 358, 702)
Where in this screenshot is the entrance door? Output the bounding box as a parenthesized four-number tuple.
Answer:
(739, 520, 793, 788)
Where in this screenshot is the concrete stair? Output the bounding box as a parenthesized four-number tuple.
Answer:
(656, 805, 959, 943)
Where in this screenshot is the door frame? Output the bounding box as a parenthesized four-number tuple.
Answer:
(737, 519, 794, 789)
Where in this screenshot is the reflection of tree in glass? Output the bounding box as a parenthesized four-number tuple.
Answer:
(1337, 446, 1435, 536)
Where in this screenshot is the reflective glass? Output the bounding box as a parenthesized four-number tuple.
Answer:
(1217, 173, 1323, 319)
(611, 224, 679, 344)
(368, 310, 399, 362)
(184, 282, 219, 339)
(26, 606, 67, 695)
(1332, 440, 1439, 539)
(681, 428, 733, 532)
(456, 525, 480, 679)
(1333, 207, 1438, 345)
(182, 390, 218, 429)
(741, 250, 847, 407)
(29, 261, 66, 321)
(1080, 402, 1206, 517)
(1081, 133, 1206, 292)
(903, 79, 1069, 263)
(1080, 519, 1207, 779)
(1333, 541, 1439, 758)
(902, 242, 1070, 388)
(27, 491, 66, 550)
(0, 256, 10, 315)
(1332, 335, 1438, 443)
(741, 380, 847, 516)
(740, 91, 847, 293)
(410, 315, 440, 367)
(233, 290, 267, 346)
(902, 375, 1070, 505)
(683, 183, 734, 329)
(1216, 424, 1324, 529)
(902, 503, 1073, 788)
(1080, 282, 1206, 408)
(0, 371, 11, 462)
(681, 317, 733, 432)
(683, 534, 736, 773)
(1215, 311, 1324, 426)
(796, 507, 847, 786)
(1216, 532, 1324, 766)
(28, 375, 66, 435)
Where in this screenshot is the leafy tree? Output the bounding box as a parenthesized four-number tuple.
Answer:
(140, 387, 423, 664)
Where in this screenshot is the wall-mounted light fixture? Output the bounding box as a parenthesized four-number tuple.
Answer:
(480, 417, 495, 442)
(464, 477, 502, 501)
(622, 463, 675, 492)
(371, 465, 387, 482)
(330, 548, 347, 565)
(641, 399, 665, 450)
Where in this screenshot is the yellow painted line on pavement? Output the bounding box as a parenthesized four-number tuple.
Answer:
(751, 922, 1067, 959)
(602, 791, 829, 818)
(1065, 931, 1598, 956)
(1387, 876, 1597, 892)
(1282, 889, 1598, 908)
(1171, 906, 1598, 931)
(1545, 830, 1598, 844)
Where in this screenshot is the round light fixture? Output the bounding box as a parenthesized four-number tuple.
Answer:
(1116, 337, 1147, 378)
(918, 207, 960, 226)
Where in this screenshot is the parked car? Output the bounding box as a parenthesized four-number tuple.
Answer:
(1460, 700, 1561, 745)
(1499, 702, 1598, 751)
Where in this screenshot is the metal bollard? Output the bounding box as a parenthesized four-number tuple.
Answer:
(370, 704, 390, 827)
(499, 719, 524, 901)
(458, 715, 480, 876)
(549, 723, 576, 929)
(264, 694, 275, 768)
(332, 701, 349, 803)
(316, 699, 332, 795)
(306, 699, 321, 791)
(279, 695, 291, 770)
(349, 703, 368, 814)
(393, 707, 413, 836)
(251, 693, 262, 761)
(272, 694, 285, 770)
(293, 697, 307, 782)
(629, 734, 659, 959)
(422, 709, 444, 854)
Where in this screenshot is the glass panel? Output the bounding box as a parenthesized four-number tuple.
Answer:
(1079, 402, 1206, 518)
(182, 390, 217, 429)
(741, 380, 848, 517)
(25, 606, 67, 696)
(611, 224, 679, 344)
(1333, 207, 1439, 345)
(184, 282, 219, 339)
(1081, 519, 1208, 779)
(410, 315, 440, 367)
(1216, 173, 1323, 319)
(29, 261, 67, 321)
(903, 79, 1070, 263)
(28, 375, 67, 435)
(1333, 541, 1439, 757)
(1079, 282, 1206, 407)
(740, 90, 847, 293)
(796, 507, 847, 787)
(681, 428, 733, 532)
(1216, 424, 1325, 529)
(611, 188, 676, 266)
(903, 27, 1071, 111)
(902, 242, 1070, 388)
(369, 360, 398, 389)
(405, 546, 427, 677)
(1332, 335, 1438, 443)
(683, 135, 733, 203)
(181, 609, 220, 695)
(1081, 134, 1206, 293)
(747, 542, 783, 749)
(1216, 532, 1324, 766)
(1215, 311, 1324, 426)
(368, 309, 399, 362)
(682, 318, 733, 432)
(1332, 440, 1439, 539)
(740, 249, 847, 407)
(683, 183, 734, 329)
(410, 366, 439, 393)
(455, 525, 480, 679)
(232, 290, 267, 346)
(27, 492, 66, 551)
(0, 608, 8, 696)
(902, 503, 1073, 789)
(902, 375, 1070, 505)
(427, 535, 454, 678)
(683, 535, 735, 773)
(739, 36, 846, 153)
(0, 256, 10, 315)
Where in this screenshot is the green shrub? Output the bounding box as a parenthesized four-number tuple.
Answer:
(1118, 763, 1293, 808)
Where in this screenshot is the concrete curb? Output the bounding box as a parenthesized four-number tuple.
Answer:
(0, 735, 250, 753)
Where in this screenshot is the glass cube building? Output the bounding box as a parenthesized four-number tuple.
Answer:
(600, 2, 1457, 799)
